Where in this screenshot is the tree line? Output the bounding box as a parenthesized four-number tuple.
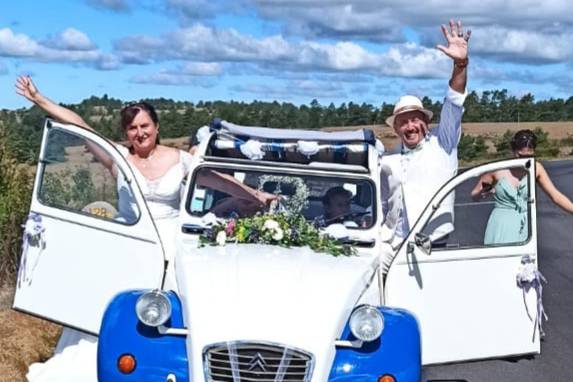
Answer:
(1, 89, 573, 164)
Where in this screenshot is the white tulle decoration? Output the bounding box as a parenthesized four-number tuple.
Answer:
(240, 139, 264, 160)
(195, 125, 211, 143)
(297, 140, 320, 156)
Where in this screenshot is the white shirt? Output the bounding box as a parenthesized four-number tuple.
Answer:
(380, 87, 467, 245)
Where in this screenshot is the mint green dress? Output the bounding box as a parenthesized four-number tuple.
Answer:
(484, 177, 529, 245)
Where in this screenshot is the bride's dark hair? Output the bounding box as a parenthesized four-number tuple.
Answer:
(510, 129, 537, 151)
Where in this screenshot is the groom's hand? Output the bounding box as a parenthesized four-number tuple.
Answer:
(436, 19, 471, 63)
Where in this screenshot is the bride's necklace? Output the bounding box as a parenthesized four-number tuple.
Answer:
(137, 148, 157, 169)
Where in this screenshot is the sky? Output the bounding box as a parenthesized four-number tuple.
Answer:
(1, 0, 572, 110)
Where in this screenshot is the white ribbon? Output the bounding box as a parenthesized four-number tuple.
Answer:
(375, 139, 385, 156)
(516, 255, 548, 340)
(240, 139, 264, 160)
(17, 213, 46, 288)
(195, 125, 211, 143)
(297, 140, 320, 157)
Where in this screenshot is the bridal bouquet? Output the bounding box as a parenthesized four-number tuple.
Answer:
(199, 212, 355, 257)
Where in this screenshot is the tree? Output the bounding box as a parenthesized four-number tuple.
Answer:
(458, 134, 487, 161)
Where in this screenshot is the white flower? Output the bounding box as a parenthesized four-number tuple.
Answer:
(263, 219, 280, 231)
(324, 224, 350, 240)
(216, 231, 227, 246)
(272, 227, 284, 241)
(202, 212, 218, 226)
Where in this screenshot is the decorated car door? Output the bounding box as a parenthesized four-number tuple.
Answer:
(13, 120, 165, 335)
(385, 158, 540, 365)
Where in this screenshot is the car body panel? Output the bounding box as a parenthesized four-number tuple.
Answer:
(16, 120, 543, 381)
(385, 157, 540, 364)
(13, 120, 165, 334)
(98, 290, 189, 381)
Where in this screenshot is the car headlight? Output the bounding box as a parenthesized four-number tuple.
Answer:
(349, 305, 384, 342)
(135, 290, 172, 327)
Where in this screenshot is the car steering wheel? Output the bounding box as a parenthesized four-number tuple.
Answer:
(323, 210, 368, 226)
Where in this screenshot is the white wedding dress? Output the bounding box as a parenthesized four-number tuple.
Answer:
(27, 148, 193, 382)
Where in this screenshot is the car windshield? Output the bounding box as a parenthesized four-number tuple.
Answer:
(186, 166, 376, 229)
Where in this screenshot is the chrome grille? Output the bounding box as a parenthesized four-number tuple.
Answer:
(203, 341, 314, 381)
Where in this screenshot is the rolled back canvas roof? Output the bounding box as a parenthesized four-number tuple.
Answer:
(212, 119, 376, 144)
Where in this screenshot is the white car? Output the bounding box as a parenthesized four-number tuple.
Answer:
(14, 119, 543, 382)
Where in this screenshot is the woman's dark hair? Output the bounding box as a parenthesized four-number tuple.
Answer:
(120, 101, 160, 143)
(510, 129, 537, 151)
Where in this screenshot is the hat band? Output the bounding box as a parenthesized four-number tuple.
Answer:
(393, 105, 425, 116)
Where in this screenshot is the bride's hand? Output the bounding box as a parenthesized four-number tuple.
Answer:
(15, 75, 41, 103)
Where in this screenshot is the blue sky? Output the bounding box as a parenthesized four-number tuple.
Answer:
(1, 0, 572, 110)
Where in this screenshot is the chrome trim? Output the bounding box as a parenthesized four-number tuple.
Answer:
(157, 325, 188, 336)
(203, 340, 315, 382)
(334, 339, 364, 348)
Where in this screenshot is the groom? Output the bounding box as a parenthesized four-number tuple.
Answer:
(380, 20, 471, 272)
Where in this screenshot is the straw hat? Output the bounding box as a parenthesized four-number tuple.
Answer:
(385, 95, 433, 128)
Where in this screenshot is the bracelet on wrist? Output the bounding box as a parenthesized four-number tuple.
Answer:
(454, 57, 469, 69)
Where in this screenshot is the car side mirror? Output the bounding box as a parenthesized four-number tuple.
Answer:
(408, 232, 432, 256)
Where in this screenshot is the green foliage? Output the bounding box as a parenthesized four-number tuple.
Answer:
(458, 134, 488, 161)
(494, 128, 559, 158)
(0, 127, 32, 281)
(40, 168, 97, 210)
(494, 130, 516, 157)
(2, 89, 573, 167)
(200, 213, 356, 257)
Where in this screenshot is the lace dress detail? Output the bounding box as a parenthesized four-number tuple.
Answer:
(116, 145, 193, 220)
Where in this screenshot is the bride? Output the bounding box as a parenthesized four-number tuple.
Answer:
(15, 76, 275, 381)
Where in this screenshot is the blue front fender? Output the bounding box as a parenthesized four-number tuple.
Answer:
(97, 290, 189, 382)
(329, 307, 421, 382)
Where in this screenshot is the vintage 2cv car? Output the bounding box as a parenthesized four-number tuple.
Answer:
(14, 119, 543, 381)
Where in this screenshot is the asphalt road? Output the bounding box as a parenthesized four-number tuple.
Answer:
(422, 160, 573, 382)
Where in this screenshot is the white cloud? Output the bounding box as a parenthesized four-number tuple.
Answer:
(470, 27, 573, 63)
(43, 28, 97, 51)
(230, 80, 348, 99)
(164, 0, 221, 20)
(254, 0, 573, 63)
(381, 43, 449, 78)
(0, 28, 119, 70)
(181, 62, 222, 76)
(115, 24, 450, 79)
(0, 28, 40, 56)
(86, 0, 131, 12)
(130, 69, 217, 87)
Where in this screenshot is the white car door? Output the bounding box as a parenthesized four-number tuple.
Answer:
(385, 158, 540, 365)
(13, 120, 165, 335)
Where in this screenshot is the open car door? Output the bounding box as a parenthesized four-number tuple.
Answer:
(13, 120, 165, 335)
(385, 158, 540, 364)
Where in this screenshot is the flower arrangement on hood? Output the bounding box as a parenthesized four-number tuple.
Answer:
(199, 212, 355, 257)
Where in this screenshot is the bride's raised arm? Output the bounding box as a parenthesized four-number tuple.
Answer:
(15, 75, 116, 172)
(15, 76, 92, 130)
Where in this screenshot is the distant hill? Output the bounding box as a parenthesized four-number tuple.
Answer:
(1, 91, 573, 164)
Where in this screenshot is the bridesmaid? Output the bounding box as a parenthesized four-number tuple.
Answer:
(472, 129, 573, 245)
